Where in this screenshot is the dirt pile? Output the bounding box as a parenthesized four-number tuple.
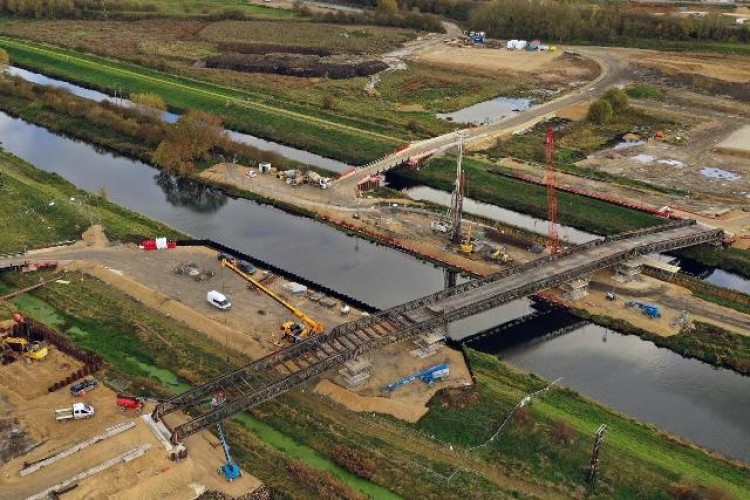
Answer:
(80, 225, 110, 248)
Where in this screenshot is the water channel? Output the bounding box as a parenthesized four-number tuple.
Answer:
(5, 66, 351, 174)
(1, 72, 750, 466)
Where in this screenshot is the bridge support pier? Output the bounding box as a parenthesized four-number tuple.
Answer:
(613, 259, 643, 282)
(560, 278, 590, 301)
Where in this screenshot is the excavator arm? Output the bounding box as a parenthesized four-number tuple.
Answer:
(220, 258, 325, 334)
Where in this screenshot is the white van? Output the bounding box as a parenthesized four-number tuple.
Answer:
(207, 290, 231, 310)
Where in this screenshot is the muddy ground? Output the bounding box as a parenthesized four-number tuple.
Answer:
(0, 348, 262, 500)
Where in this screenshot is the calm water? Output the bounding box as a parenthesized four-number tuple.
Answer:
(482, 322, 750, 463)
(0, 111, 446, 308)
(5, 66, 350, 173)
(438, 97, 532, 125)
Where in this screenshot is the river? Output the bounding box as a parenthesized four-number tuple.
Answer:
(5, 66, 351, 174)
(462, 319, 750, 463)
(2, 71, 750, 466)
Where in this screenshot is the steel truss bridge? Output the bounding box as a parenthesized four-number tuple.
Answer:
(152, 220, 722, 443)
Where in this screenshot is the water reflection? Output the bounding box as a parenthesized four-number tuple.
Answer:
(155, 173, 228, 214)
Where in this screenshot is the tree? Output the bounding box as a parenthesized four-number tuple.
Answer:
(587, 99, 613, 125)
(377, 0, 399, 15)
(603, 88, 629, 114)
(131, 93, 167, 120)
(0, 48, 9, 67)
(153, 110, 225, 176)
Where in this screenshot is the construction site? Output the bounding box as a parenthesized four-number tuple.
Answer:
(0, 7, 749, 497)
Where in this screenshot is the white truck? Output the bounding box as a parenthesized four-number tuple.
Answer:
(55, 403, 95, 422)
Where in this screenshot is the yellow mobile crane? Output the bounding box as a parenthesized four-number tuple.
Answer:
(219, 257, 325, 343)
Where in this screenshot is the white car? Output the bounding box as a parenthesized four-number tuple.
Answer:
(207, 290, 231, 310)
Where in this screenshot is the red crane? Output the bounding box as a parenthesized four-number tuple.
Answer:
(545, 125, 559, 254)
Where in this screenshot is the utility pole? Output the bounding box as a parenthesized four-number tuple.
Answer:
(545, 125, 559, 254)
(588, 424, 607, 484)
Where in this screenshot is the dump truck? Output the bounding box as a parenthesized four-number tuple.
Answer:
(55, 403, 95, 422)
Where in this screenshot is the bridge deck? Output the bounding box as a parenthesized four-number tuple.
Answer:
(153, 221, 723, 442)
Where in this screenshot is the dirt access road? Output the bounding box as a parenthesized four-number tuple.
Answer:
(335, 46, 626, 191)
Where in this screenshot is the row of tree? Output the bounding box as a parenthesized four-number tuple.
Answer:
(0, 0, 157, 19)
(469, 0, 749, 44)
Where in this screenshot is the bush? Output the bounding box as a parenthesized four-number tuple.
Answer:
(550, 419, 576, 445)
(626, 84, 663, 100)
(603, 88, 629, 114)
(330, 444, 377, 479)
(587, 99, 614, 125)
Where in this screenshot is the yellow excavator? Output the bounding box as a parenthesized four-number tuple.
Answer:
(459, 226, 474, 255)
(1, 311, 48, 361)
(3, 336, 49, 361)
(220, 258, 325, 343)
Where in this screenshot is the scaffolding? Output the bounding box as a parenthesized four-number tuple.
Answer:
(338, 356, 372, 388)
(613, 259, 643, 282)
(560, 278, 590, 301)
(410, 331, 445, 358)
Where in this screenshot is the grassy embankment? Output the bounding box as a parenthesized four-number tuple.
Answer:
(418, 349, 750, 498)
(0, 19, 565, 141)
(0, 36, 401, 164)
(0, 150, 181, 252)
(392, 155, 664, 236)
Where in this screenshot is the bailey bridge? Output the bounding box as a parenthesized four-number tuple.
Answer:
(152, 220, 722, 443)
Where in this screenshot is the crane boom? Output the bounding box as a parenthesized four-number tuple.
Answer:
(220, 258, 325, 334)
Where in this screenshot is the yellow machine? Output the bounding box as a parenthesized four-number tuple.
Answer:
(2, 336, 49, 361)
(220, 258, 325, 343)
(488, 247, 512, 263)
(459, 226, 474, 255)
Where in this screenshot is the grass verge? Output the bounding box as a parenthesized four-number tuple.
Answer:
(390, 155, 664, 236)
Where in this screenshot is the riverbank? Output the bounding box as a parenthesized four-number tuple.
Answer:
(0, 149, 182, 251)
(419, 348, 750, 497)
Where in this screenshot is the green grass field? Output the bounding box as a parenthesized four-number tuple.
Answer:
(0, 150, 181, 252)
(0, 36, 401, 164)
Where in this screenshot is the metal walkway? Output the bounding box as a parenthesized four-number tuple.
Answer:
(152, 220, 722, 442)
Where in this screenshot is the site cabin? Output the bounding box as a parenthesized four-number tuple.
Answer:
(55, 403, 95, 422)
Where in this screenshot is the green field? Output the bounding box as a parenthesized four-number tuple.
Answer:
(0, 36, 401, 164)
(0, 150, 181, 252)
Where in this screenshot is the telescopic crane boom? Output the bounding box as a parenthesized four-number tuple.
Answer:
(220, 258, 325, 341)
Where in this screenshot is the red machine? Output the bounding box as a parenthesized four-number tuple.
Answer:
(116, 395, 144, 413)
